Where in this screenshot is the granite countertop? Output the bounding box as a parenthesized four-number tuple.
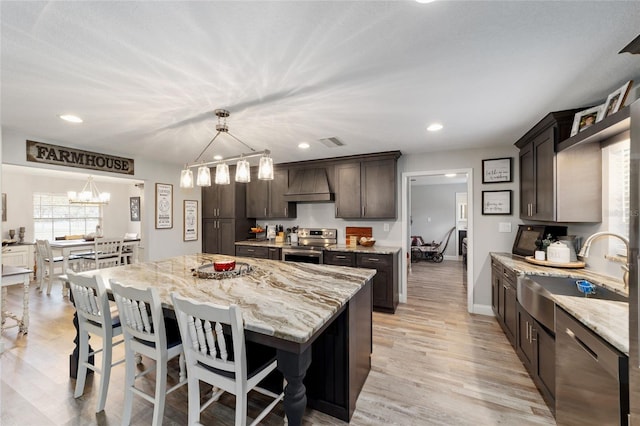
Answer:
(235, 240, 401, 255)
(491, 252, 628, 354)
(85, 253, 375, 344)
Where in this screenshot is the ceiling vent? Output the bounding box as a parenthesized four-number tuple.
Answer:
(319, 137, 344, 148)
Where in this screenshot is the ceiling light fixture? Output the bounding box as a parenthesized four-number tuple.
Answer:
(59, 114, 83, 123)
(298, 142, 310, 149)
(68, 176, 110, 204)
(427, 123, 443, 132)
(445, 173, 457, 178)
(179, 109, 273, 188)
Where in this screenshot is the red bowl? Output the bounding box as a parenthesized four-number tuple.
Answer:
(213, 260, 236, 272)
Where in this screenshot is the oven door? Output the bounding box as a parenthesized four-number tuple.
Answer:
(282, 249, 323, 264)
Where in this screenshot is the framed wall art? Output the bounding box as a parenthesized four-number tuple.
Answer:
(482, 157, 512, 183)
(599, 80, 633, 121)
(2, 193, 6, 222)
(155, 183, 173, 229)
(570, 105, 603, 136)
(482, 190, 512, 215)
(129, 196, 141, 222)
(183, 200, 198, 241)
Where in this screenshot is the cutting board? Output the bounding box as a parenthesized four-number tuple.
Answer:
(345, 226, 372, 245)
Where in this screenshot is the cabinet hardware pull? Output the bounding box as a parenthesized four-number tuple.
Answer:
(264, 207, 267, 216)
(367, 258, 379, 262)
(284, 207, 287, 216)
(247, 249, 254, 252)
(336, 255, 346, 259)
(530, 327, 537, 342)
(525, 321, 530, 341)
(362, 206, 365, 216)
(565, 327, 598, 361)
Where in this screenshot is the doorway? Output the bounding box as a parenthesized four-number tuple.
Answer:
(401, 168, 474, 312)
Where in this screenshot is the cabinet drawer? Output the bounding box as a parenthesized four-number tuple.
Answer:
(235, 245, 269, 259)
(501, 265, 517, 284)
(356, 253, 391, 269)
(324, 251, 356, 267)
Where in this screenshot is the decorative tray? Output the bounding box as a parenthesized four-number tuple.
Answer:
(524, 256, 585, 269)
(193, 262, 253, 280)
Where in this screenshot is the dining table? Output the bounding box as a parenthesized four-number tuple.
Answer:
(73, 253, 375, 425)
(50, 238, 140, 272)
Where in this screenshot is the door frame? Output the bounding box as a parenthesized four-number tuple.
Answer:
(401, 168, 474, 313)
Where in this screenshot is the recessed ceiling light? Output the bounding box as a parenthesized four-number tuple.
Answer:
(59, 114, 83, 123)
(427, 123, 443, 132)
(445, 173, 457, 178)
(298, 142, 310, 149)
(213, 155, 223, 160)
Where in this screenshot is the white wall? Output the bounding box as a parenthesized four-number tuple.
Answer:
(1, 129, 202, 262)
(411, 183, 467, 258)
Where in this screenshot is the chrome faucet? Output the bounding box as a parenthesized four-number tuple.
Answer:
(578, 232, 630, 288)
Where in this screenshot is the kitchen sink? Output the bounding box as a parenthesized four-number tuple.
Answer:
(517, 275, 628, 333)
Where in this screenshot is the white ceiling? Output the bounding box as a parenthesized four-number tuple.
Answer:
(2, 1, 639, 168)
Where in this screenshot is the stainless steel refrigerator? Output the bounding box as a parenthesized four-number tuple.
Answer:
(629, 98, 640, 424)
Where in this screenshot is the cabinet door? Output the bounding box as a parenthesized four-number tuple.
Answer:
(267, 247, 282, 260)
(335, 163, 361, 218)
(2, 245, 30, 267)
(503, 279, 517, 346)
(202, 219, 219, 253)
(362, 159, 396, 219)
(534, 320, 556, 402)
(235, 245, 269, 259)
(517, 304, 535, 370)
(357, 253, 393, 312)
(217, 183, 237, 218)
(270, 168, 295, 218)
(532, 127, 555, 221)
(218, 218, 236, 256)
(202, 181, 218, 219)
(246, 168, 269, 218)
(491, 266, 501, 317)
(519, 143, 534, 218)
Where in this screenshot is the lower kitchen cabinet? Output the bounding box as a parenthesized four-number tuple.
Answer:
(236, 245, 281, 260)
(491, 258, 517, 347)
(324, 250, 398, 313)
(1, 244, 34, 268)
(516, 303, 555, 408)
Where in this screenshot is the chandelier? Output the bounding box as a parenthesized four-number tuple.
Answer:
(179, 109, 274, 188)
(68, 176, 111, 204)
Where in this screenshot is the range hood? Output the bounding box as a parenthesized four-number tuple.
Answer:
(284, 168, 335, 202)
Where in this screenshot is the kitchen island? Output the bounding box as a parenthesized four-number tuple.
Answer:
(78, 253, 375, 424)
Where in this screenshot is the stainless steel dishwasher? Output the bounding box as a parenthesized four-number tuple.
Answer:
(555, 307, 629, 426)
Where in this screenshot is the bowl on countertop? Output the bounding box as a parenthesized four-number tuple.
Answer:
(359, 238, 376, 247)
(213, 260, 236, 272)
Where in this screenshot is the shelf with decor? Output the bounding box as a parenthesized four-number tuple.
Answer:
(557, 105, 630, 152)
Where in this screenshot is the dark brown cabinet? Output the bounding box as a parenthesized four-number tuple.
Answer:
(516, 109, 601, 222)
(334, 156, 399, 219)
(246, 167, 296, 219)
(491, 258, 517, 347)
(202, 169, 253, 255)
(235, 245, 281, 260)
(516, 303, 555, 408)
(324, 250, 398, 313)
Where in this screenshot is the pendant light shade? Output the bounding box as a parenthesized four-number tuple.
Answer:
(258, 154, 274, 180)
(196, 165, 211, 187)
(180, 168, 194, 188)
(215, 163, 230, 185)
(235, 159, 251, 183)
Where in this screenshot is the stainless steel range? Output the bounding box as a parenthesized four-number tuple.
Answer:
(281, 228, 337, 264)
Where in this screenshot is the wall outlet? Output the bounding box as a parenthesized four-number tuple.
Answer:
(383, 223, 389, 232)
(498, 222, 512, 233)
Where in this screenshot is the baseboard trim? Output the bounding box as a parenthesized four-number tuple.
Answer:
(472, 304, 494, 316)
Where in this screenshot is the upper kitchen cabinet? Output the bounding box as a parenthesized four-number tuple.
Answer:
(334, 152, 401, 219)
(515, 109, 602, 222)
(202, 166, 246, 219)
(246, 166, 296, 219)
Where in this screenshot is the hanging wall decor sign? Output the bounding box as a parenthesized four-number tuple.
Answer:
(183, 200, 198, 241)
(26, 140, 134, 175)
(155, 183, 173, 229)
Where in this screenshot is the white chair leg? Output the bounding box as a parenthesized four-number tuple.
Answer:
(96, 333, 112, 413)
(187, 376, 201, 426)
(74, 329, 89, 398)
(122, 345, 136, 426)
(236, 391, 247, 426)
(152, 361, 168, 426)
(179, 352, 186, 383)
(46, 264, 54, 295)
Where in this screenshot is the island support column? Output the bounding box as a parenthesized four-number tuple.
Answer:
(277, 347, 312, 426)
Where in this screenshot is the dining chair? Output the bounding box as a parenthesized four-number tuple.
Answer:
(83, 238, 123, 270)
(35, 239, 83, 295)
(110, 280, 186, 426)
(67, 270, 124, 413)
(171, 292, 284, 426)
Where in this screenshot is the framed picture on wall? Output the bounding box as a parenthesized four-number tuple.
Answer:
(482, 157, 512, 183)
(482, 190, 512, 215)
(155, 183, 173, 229)
(129, 196, 141, 222)
(599, 80, 633, 121)
(2, 193, 6, 222)
(183, 200, 198, 241)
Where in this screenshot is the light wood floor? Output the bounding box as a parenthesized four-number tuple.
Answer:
(1, 261, 556, 425)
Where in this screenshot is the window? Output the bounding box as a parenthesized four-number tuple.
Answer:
(606, 139, 630, 254)
(33, 193, 102, 241)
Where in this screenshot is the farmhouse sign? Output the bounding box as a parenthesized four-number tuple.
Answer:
(26, 140, 134, 175)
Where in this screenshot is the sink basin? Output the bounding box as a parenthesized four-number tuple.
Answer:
(517, 275, 627, 334)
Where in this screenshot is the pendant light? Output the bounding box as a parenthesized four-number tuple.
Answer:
(235, 157, 251, 183)
(258, 153, 274, 180)
(180, 167, 194, 188)
(215, 163, 230, 185)
(196, 165, 211, 186)
(68, 176, 111, 205)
